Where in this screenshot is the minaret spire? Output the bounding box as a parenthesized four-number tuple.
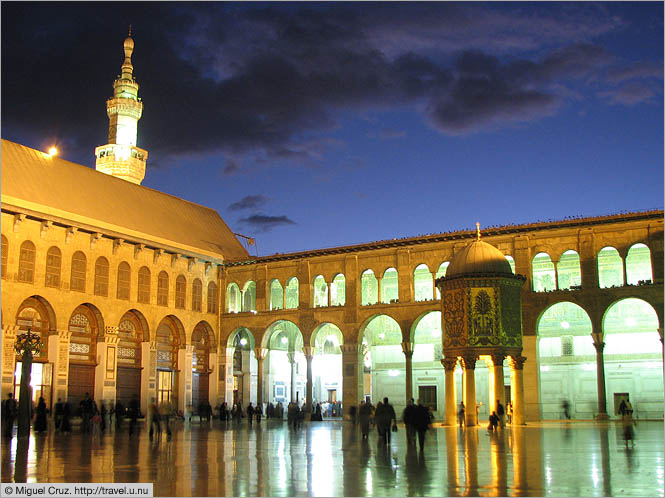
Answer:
(95, 30, 148, 185)
(476, 222, 481, 241)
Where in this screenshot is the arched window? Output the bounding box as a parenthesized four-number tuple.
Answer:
(70, 251, 87, 292)
(117, 262, 131, 300)
(557, 250, 581, 290)
(504, 255, 515, 274)
(226, 283, 240, 313)
(1, 235, 8, 279)
(285, 277, 299, 309)
(242, 281, 256, 312)
(626, 243, 652, 285)
(45, 246, 61, 288)
(270, 279, 284, 310)
(361, 269, 378, 305)
(414, 264, 433, 301)
(93, 257, 109, 296)
(175, 275, 187, 309)
(18, 240, 36, 283)
(435, 261, 450, 299)
(598, 247, 623, 288)
(207, 282, 218, 314)
(313, 275, 328, 307)
(157, 271, 169, 306)
(532, 252, 555, 292)
(381, 268, 398, 303)
(137, 267, 151, 304)
(330, 274, 345, 306)
(192, 278, 203, 312)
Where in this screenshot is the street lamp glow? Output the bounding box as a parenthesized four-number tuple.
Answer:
(48, 146, 58, 156)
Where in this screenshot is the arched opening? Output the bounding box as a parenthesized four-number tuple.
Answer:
(603, 298, 662, 419)
(116, 310, 147, 412)
(361, 315, 404, 414)
(116, 262, 131, 300)
(532, 252, 556, 291)
(311, 323, 344, 416)
(270, 279, 284, 310)
(155, 316, 183, 406)
(505, 255, 515, 275)
(192, 278, 203, 312)
(175, 275, 187, 309)
(94, 257, 110, 297)
(226, 283, 241, 313)
(285, 277, 299, 309)
(14, 297, 54, 408)
(242, 281, 256, 312)
(361, 270, 378, 306)
(313, 275, 328, 308)
(414, 264, 433, 301)
(537, 302, 593, 419)
(138, 267, 151, 304)
(412, 312, 443, 418)
(157, 271, 169, 306)
(207, 281, 218, 314)
(70, 251, 87, 292)
(68, 304, 103, 411)
(557, 250, 581, 290)
(45, 246, 62, 288)
(228, 328, 255, 408)
(434, 262, 449, 299)
(264, 321, 305, 410)
(192, 322, 214, 407)
(625, 243, 653, 285)
(18, 240, 36, 283)
(598, 247, 623, 288)
(330, 274, 345, 306)
(381, 268, 398, 304)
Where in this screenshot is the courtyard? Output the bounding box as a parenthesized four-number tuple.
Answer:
(1, 419, 663, 497)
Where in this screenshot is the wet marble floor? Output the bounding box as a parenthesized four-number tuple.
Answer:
(1, 419, 663, 497)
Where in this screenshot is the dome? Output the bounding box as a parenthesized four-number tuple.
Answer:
(446, 238, 513, 277)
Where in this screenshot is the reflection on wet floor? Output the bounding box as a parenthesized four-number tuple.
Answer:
(2, 420, 664, 497)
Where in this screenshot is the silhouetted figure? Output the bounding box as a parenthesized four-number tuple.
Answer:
(313, 402, 323, 421)
(375, 397, 397, 443)
(149, 403, 161, 440)
(358, 401, 372, 439)
(622, 410, 636, 448)
(61, 402, 72, 432)
(220, 402, 229, 421)
(488, 411, 499, 432)
(458, 402, 465, 427)
(496, 400, 505, 428)
(3, 393, 18, 437)
(413, 400, 432, 451)
(115, 400, 125, 429)
(128, 398, 139, 435)
(403, 398, 416, 446)
(79, 393, 94, 434)
(54, 398, 64, 431)
(34, 397, 48, 433)
(561, 399, 571, 420)
(255, 403, 263, 424)
(247, 402, 254, 426)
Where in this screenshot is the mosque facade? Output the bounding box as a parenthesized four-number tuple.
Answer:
(1, 33, 663, 424)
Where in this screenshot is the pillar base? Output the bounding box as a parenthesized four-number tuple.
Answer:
(595, 413, 610, 421)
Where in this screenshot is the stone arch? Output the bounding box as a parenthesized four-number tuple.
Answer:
(409, 311, 442, 344)
(155, 314, 186, 347)
(226, 282, 241, 313)
(15, 296, 57, 363)
(262, 320, 304, 351)
(360, 269, 378, 306)
(330, 273, 346, 306)
(269, 278, 284, 310)
(597, 246, 623, 288)
(557, 250, 582, 290)
(413, 263, 434, 301)
(242, 280, 256, 312)
(625, 243, 653, 285)
(381, 267, 398, 304)
(193, 320, 217, 353)
(358, 313, 403, 344)
(310, 323, 345, 350)
(16, 295, 57, 334)
(68, 302, 105, 341)
(118, 308, 150, 343)
(313, 275, 328, 308)
(532, 252, 556, 292)
(227, 327, 256, 350)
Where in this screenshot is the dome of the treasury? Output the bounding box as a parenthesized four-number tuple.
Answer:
(446, 236, 513, 277)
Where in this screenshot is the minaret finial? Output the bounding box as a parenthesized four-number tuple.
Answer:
(476, 222, 481, 241)
(128, 25, 132, 37)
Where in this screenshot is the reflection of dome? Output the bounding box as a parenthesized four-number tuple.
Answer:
(447, 238, 512, 277)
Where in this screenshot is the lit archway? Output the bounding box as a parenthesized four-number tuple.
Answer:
(155, 315, 185, 406)
(311, 323, 344, 415)
(263, 320, 304, 406)
(412, 311, 443, 417)
(227, 328, 255, 408)
(192, 321, 215, 407)
(116, 309, 149, 411)
(67, 303, 104, 411)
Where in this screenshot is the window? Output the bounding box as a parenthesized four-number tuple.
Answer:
(94, 257, 109, 296)
(361, 270, 378, 305)
(285, 277, 299, 309)
(330, 274, 345, 306)
(117, 262, 131, 300)
(598, 247, 623, 288)
(313, 275, 328, 307)
(45, 246, 61, 288)
(70, 251, 87, 292)
(175, 275, 186, 309)
(138, 267, 151, 304)
(381, 268, 398, 303)
(226, 283, 240, 313)
(626, 243, 652, 285)
(532, 253, 556, 292)
(504, 256, 515, 275)
(557, 250, 581, 290)
(414, 264, 433, 301)
(242, 281, 256, 312)
(1, 235, 7, 279)
(270, 279, 283, 310)
(207, 282, 218, 314)
(18, 240, 36, 283)
(192, 278, 202, 312)
(157, 271, 169, 306)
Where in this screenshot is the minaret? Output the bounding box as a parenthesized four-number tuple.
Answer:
(95, 28, 148, 184)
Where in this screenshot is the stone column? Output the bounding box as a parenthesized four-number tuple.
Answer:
(303, 346, 314, 415)
(94, 326, 119, 405)
(287, 352, 297, 402)
(50, 331, 72, 402)
(1, 326, 18, 398)
(591, 333, 608, 419)
(491, 353, 505, 415)
(208, 352, 218, 404)
(510, 355, 526, 425)
(341, 343, 363, 409)
(442, 356, 458, 426)
(401, 342, 414, 403)
(254, 348, 268, 408)
(177, 345, 194, 413)
(377, 276, 382, 304)
(462, 354, 477, 427)
(658, 328, 664, 363)
(222, 347, 234, 404)
(140, 341, 156, 410)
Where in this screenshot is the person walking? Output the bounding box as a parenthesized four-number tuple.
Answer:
(458, 402, 465, 427)
(128, 398, 139, 435)
(488, 411, 499, 432)
(34, 396, 48, 433)
(413, 400, 432, 451)
(54, 398, 64, 432)
(506, 401, 513, 424)
(496, 400, 505, 428)
(115, 400, 125, 429)
(79, 393, 94, 434)
(247, 402, 255, 426)
(61, 402, 72, 433)
(622, 409, 636, 448)
(402, 398, 416, 446)
(3, 393, 18, 437)
(376, 397, 397, 444)
(358, 400, 372, 440)
(255, 403, 263, 424)
(148, 402, 161, 440)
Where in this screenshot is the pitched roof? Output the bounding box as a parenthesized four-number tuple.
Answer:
(1, 139, 249, 262)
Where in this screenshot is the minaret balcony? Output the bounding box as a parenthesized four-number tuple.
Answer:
(106, 98, 143, 119)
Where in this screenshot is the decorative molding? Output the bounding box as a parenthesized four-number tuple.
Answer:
(40, 220, 52, 238)
(491, 353, 505, 367)
(401, 342, 414, 356)
(254, 347, 269, 360)
(510, 355, 527, 370)
(153, 248, 163, 264)
(188, 258, 196, 272)
(441, 356, 458, 371)
(134, 243, 145, 259)
(90, 232, 102, 248)
(65, 226, 77, 243)
(113, 239, 124, 255)
(171, 253, 181, 268)
(13, 213, 25, 232)
(461, 354, 477, 370)
(205, 262, 212, 276)
(302, 346, 314, 359)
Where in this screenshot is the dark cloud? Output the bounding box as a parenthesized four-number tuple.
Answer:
(228, 195, 270, 211)
(238, 213, 296, 232)
(0, 2, 655, 168)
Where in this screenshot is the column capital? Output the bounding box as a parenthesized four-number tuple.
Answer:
(592, 341, 605, 353)
(461, 354, 477, 370)
(287, 351, 296, 363)
(254, 347, 268, 361)
(510, 355, 527, 370)
(441, 356, 458, 371)
(340, 343, 362, 354)
(401, 342, 414, 357)
(491, 353, 505, 367)
(302, 346, 314, 359)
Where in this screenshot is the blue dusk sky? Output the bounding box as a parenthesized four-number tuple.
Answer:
(2, 2, 663, 256)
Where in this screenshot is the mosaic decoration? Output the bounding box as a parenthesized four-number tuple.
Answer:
(157, 351, 172, 363)
(469, 287, 499, 346)
(69, 343, 90, 354)
(443, 289, 466, 348)
(71, 313, 90, 329)
(118, 347, 136, 358)
(119, 320, 135, 333)
(500, 281, 522, 347)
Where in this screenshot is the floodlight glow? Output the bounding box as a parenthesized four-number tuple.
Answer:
(388, 369, 399, 377)
(583, 363, 595, 371)
(378, 333, 385, 340)
(560, 321, 570, 329)
(625, 317, 636, 327)
(48, 146, 58, 156)
(540, 366, 550, 372)
(281, 336, 288, 344)
(239, 338, 247, 346)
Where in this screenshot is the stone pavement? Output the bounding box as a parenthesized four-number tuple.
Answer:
(1, 419, 663, 497)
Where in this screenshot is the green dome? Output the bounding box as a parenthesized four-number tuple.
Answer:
(446, 239, 512, 277)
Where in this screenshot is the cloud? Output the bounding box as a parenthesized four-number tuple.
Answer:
(228, 195, 270, 211)
(238, 213, 296, 232)
(606, 61, 663, 83)
(599, 82, 657, 106)
(223, 158, 241, 175)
